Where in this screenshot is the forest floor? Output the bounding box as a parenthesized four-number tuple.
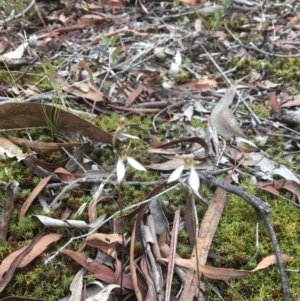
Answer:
(0, 0, 300, 300)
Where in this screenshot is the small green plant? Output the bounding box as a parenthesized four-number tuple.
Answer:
(100, 34, 122, 64)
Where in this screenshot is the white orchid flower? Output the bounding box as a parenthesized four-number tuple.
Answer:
(168, 161, 200, 197)
(117, 156, 146, 183)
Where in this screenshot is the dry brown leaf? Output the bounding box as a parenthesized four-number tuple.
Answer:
(281, 94, 300, 108)
(0, 103, 113, 144)
(55, 74, 104, 102)
(269, 92, 280, 111)
(24, 153, 69, 172)
(61, 249, 112, 274)
(140, 255, 156, 301)
(0, 232, 44, 293)
(54, 167, 77, 182)
(165, 210, 180, 301)
(255, 182, 280, 196)
(0, 233, 62, 281)
(159, 253, 290, 281)
(274, 179, 300, 202)
(130, 220, 143, 301)
(7, 134, 81, 154)
(177, 78, 217, 90)
(88, 196, 110, 223)
(19, 175, 52, 221)
(252, 254, 290, 271)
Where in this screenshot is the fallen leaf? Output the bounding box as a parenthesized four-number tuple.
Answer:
(86, 233, 123, 244)
(19, 175, 52, 221)
(61, 249, 112, 274)
(85, 284, 120, 301)
(0, 233, 62, 280)
(0, 103, 113, 144)
(69, 269, 84, 301)
(274, 179, 300, 202)
(159, 253, 289, 281)
(252, 254, 290, 271)
(0, 138, 28, 161)
(255, 182, 279, 196)
(211, 86, 247, 138)
(0, 232, 54, 292)
(2, 43, 28, 59)
(7, 134, 81, 154)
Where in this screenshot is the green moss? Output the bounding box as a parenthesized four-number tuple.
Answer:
(206, 179, 300, 300)
(190, 118, 207, 129)
(229, 57, 300, 91)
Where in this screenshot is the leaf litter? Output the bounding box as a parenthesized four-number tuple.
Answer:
(0, 0, 300, 301)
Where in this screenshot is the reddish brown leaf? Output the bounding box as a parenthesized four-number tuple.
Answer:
(0, 233, 62, 282)
(255, 182, 279, 196)
(19, 175, 52, 221)
(130, 220, 142, 301)
(0, 232, 44, 292)
(88, 196, 110, 223)
(61, 249, 112, 274)
(269, 92, 280, 111)
(274, 179, 300, 202)
(54, 167, 77, 182)
(126, 85, 144, 106)
(93, 272, 148, 293)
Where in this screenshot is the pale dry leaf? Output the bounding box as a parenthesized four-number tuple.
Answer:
(87, 233, 123, 244)
(85, 284, 120, 301)
(0, 138, 29, 161)
(211, 86, 247, 138)
(69, 268, 84, 301)
(271, 165, 300, 184)
(3, 43, 28, 59)
(35, 215, 89, 228)
(252, 254, 290, 271)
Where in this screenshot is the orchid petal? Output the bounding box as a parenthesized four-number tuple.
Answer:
(116, 158, 126, 183)
(167, 165, 184, 183)
(188, 166, 200, 194)
(127, 157, 146, 171)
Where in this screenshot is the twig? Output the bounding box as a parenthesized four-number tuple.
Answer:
(224, 23, 300, 58)
(198, 44, 261, 125)
(152, 100, 186, 132)
(261, 213, 291, 301)
(44, 183, 180, 264)
(0, 0, 35, 24)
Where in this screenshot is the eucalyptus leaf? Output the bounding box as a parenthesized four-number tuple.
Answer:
(211, 86, 246, 138)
